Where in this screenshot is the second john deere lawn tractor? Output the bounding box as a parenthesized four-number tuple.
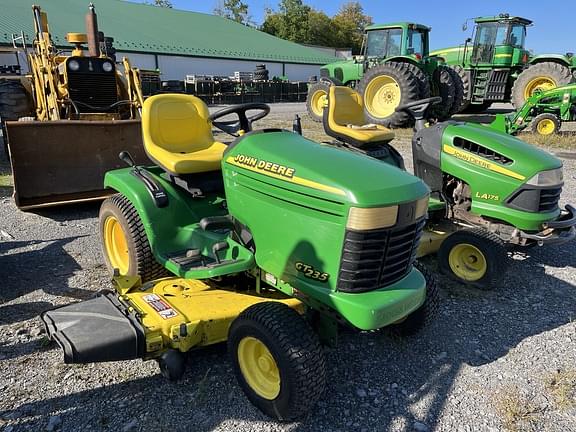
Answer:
(307, 22, 463, 127)
(42, 94, 439, 420)
(323, 86, 576, 289)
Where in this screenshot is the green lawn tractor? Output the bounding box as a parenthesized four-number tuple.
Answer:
(432, 13, 576, 112)
(307, 22, 463, 127)
(322, 86, 576, 289)
(41, 94, 439, 420)
(491, 83, 576, 136)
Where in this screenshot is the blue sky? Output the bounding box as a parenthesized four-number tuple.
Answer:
(139, 0, 574, 54)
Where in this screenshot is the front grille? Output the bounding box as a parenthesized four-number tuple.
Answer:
(453, 137, 513, 165)
(320, 68, 329, 78)
(506, 187, 562, 213)
(68, 72, 118, 112)
(337, 218, 426, 293)
(486, 70, 509, 101)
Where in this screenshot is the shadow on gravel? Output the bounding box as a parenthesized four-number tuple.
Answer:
(31, 201, 101, 222)
(0, 236, 91, 319)
(1, 243, 574, 432)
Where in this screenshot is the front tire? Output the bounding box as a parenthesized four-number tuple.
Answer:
(391, 261, 440, 336)
(99, 194, 168, 281)
(512, 62, 573, 108)
(306, 82, 330, 122)
(430, 66, 456, 121)
(438, 228, 508, 290)
(530, 113, 561, 135)
(228, 302, 326, 421)
(357, 63, 421, 128)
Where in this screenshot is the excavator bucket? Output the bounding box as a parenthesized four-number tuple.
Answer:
(5, 120, 149, 210)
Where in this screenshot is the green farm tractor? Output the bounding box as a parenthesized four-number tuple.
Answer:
(432, 13, 576, 112)
(307, 22, 463, 127)
(41, 94, 439, 420)
(322, 86, 576, 288)
(491, 83, 576, 135)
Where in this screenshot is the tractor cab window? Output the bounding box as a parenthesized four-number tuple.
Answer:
(407, 29, 426, 57)
(365, 28, 403, 58)
(495, 25, 508, 45)
(508, 24, 526, 48)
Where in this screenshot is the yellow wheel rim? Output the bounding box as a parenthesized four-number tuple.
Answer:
(310, 89, 328, 116)
(238, 336, 280, 400)
(364, 75, 401, 119)
(448, 243, 487, 282)
(536, 118, 556, 135)
(103, 216, 130, 275)
(524, 76, 557, 100)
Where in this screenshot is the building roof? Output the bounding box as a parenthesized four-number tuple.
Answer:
(0, 0, 338, 65)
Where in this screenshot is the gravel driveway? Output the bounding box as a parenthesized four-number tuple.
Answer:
(1, 106, 575, 432)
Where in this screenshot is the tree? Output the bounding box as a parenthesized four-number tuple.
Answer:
(147, 0, 173, 7)
(332, 2, 373, 53)
(261, 0, 311, 43)
(306, 10, 336, 47)
(214, 0, 252, 25)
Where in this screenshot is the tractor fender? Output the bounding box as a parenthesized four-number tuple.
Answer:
(103, 168, 207, 256)
(529, 54, 574, 68)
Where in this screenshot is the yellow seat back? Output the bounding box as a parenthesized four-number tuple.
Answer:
(327, 86, 366, 127)
(141, 94, 226, 175)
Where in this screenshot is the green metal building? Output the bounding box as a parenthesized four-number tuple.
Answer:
(0, 0, 337, 80)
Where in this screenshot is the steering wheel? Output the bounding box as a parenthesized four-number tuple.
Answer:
(209, 103, 270, 137)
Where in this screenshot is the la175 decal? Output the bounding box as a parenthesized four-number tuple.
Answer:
(295, 262, 329, 282)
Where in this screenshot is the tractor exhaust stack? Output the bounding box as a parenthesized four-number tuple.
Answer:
(85, 3, 100, 57)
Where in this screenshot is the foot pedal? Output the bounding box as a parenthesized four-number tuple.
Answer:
(199, 215, 234, 231)
(212, 242, 229, 264)
(168, 249, 204, 269)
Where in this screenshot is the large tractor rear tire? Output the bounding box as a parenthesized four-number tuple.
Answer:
(357, 63, 421, 128)
(429, 66, 456, 121)
(0, 79, 33, 157)
(512, 62, 574, 108)
(394, 62, 430, 99)
(445, 67, 465, 117)
(306, 81, 330, 122)
(228, 302, 326, 421)
(99, 194, 169, 282)
(449, 65, 470, 113)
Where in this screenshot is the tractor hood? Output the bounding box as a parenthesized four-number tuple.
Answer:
(224, 130, 429, 207)
(444, 122, 563, 181)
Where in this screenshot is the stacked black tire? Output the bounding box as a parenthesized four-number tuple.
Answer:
(253, 64, 269, 81)
(0, 79, 34, 157)
(357, 62, 464, 128)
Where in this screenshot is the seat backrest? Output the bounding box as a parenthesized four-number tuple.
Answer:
(327, 86, 365, 127)
(142, 94, 214, 154)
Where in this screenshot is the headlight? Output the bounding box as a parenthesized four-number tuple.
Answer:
(525, 167, 563, 187)
(68, 60, 80, 71)
(347, 206, 398, 230)
(102, 61, 113, 72)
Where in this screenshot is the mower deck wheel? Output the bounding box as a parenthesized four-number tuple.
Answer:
(438, 228, 508, 290)
(530, 113, 561, 136)
(228, 302, 326, 421)
(158, 350, 186, 381)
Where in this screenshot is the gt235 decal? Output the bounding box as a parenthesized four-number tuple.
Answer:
(295, 262, 329, 282)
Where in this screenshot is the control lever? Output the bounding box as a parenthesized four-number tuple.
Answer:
(292, 114, 302, 135)
(118, 151, 169, 208)
(212, 242, 229, 264)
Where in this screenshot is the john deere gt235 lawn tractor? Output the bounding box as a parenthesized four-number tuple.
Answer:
(41, 94, 438, 420)
(322, 86, 576, 289)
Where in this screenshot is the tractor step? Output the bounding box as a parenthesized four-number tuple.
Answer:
(41, 292, 146, 363)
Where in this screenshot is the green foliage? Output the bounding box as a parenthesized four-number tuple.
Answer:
(146, 0, 173, 7)
(261, 0, 372, 52)
(214, 0, 252, 26)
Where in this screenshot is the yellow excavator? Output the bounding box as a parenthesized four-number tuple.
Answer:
(1, 4, 150, 209)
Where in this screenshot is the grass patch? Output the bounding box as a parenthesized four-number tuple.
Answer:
(519, 132, 576, 150)
(545, 369, 576, 410)
(493, 386, 544, 432)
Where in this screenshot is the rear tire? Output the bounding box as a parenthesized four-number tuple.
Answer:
(99, 194, 168, 282)
(228, 302, 326, 421)
(357, 63, 421, 128)
(449, 65, 470, 112)
(430, 66, 456, 121)
(0, 79, 33, 157)
(438, 228, 508, 290)
(391, 261, 440, 336)
(530, 113, 561, 135)
(306, 82, 330, 122)
(512, 62, 573, 108)
(445, 67, 465, 117)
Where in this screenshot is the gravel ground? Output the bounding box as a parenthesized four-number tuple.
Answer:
(1, 104, 576, 432)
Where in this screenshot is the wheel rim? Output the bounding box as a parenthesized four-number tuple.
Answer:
(310, 89, 327, 116)
(524, 76, 556, 100)
(103, 215, 130, 275)
(364, 75, 401, 118)
(237, 336, 280, 400)
(536, 118, 556, 135)
(448, 243, 487, 282)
